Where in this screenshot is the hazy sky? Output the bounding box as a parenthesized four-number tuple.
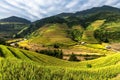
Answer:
(0, 0, 120, 21)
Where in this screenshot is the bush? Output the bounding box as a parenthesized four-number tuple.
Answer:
(68, 53, 79, 61)
(69, 29, 83, 42)
(53, 43, 60, 48)
(39, 49, 63, 59)
(0, 38, 6, 45)
(86, 64, 92, 68)
(94, 29, 109, 43)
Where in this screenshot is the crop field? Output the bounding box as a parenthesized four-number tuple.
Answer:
(0, 45, 120, 80)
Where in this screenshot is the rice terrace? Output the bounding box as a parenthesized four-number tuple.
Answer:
(0, 0, 120, 80)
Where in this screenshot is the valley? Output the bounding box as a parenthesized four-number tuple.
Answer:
(0, 5, 120, 80)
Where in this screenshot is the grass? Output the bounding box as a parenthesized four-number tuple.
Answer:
(29, 23, 75, 46)
(0, 23, 27, 38)
(104, 22, 120, 31)
(1, 45, 120, 79)
(81, 20, 105, 43)
(71, 44, 115, 54)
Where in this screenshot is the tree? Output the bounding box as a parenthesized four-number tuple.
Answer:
(39, 49, 63, 59)
(0, 38, 6, 45)
(86, 64, 92, 68)
(68, 53, 79, 61)
(53, 43, 60, 48)
(94, 29, 109, 43)
(70, 29, 83, 42)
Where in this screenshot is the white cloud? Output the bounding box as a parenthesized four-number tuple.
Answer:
(0, 0, 119, 21)
(65, 0, 79, 8)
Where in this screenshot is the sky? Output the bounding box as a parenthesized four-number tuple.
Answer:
(0, 0, 120, 21)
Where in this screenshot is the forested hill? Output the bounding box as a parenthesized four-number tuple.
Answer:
(15, 5, 120, 44)
(0, 16, 31, 24)
(0, 16, 31, 39)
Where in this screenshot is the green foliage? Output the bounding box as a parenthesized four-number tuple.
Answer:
(0, 16, 31, 24)
(1, 45, 120, 79)
(68, 53, 79, 61)
(94, 27, 120, 43)
(14, 25, 29, 38)
(39, 49, 63, 59)
(1, 57, 120, 80)
(86, 64, 92, 68)
(69, 29, 83, 42)
(0, 38, 6, 45)
(94, 29, 109, 43)
(53, 43, 60, 48)
(0, 23, 28, 38)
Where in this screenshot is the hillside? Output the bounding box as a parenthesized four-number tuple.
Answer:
(0, 16, 31, 39)
(0, 45, 120, 79)
(74, 5, 120, 17)
(16, 5, 120, 45)
(0, 16, 31, 24)
(28, 23, 76, 46)
(81, 20, 105, 43)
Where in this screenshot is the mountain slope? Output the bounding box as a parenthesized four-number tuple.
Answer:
(0, 16, 31, 24)
(1, 45, 120, 79)
(0, 44, 120, 67)
(74, 5, 120, 17)
(17, 5, 120, 44)
(81, 20, 105, 43)
(0, 16, 31, 39)
(29, 23, 76, 46)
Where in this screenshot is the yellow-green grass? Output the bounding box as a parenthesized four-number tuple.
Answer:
(85, 43, 106, 49)
(1, 45, 120, 79)
(104, 22, 120, 31)
(99, 22, 120, 42)
(71, 45, 117, 55)
(81, 20, 105, 43)
(0, 44, 120, 68)
(72, 25, 84, 30)
(17, 40, 31, 48)
(6, 38, 23, 43)
(29, 23, 75, 46)
(87, 20, 105, 30)
(1, 57, 120, 80)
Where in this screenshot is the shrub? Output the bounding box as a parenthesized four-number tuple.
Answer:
(86, 64, 92, 68)
(69, 29, 83, 42)
(53, 43, 60, 48)
(0, 38, 6, 45)
(39, 49, 63, 59)
(68, 53, 79, 61)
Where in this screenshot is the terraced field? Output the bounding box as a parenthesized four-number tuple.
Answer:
(29, 24, 75, 46)
(81, 20, 105, 43)
(1, 45, 120, 80)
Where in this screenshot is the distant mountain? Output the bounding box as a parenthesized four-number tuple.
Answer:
(55, 5, 120, 27)
(0, 16, 30, 39)
(55, 13, 73, 18)
(74, 5, 120, 17)
(0, 16, 31, 24)
(55, 5, 120, 18)
(16, 5, 120, 44)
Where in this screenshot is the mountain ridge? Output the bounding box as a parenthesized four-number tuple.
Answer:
(0, 16, 31, 24)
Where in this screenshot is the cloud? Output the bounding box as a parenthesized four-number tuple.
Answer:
(0, 0, 119, 21)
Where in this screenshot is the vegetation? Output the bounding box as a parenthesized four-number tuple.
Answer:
(0, 16, 31, 24)
(28, 24, 75, 46)
(0, 45, 120, 79)
(94, 29, 109, 43)
(68, 53, 79, 61)
(94, 22, 120, 43)
(0, 37, 6, 45)
(38, 49, 63, 59)
(69, 29, 83, 42)
(13, 6, 120, 45)
(1, 5, 120, 80)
